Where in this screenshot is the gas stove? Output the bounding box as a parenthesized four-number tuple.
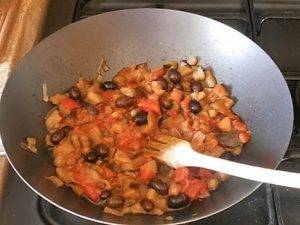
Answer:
(1, 1, 300, 225)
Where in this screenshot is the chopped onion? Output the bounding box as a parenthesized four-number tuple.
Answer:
(42, 83, 49, 102)
(192, 67, 205, 81)
(102, 59, 109, 72)
(123, 203, 145, 214)
(130, 109, 138, 117)
(204, 68, 217, 87)
(191, 131, 206, 145)
(120, 87, 136, 97)
(97, 178, 111, 189)
(190, 91, 205, 101)
(86, 90, 102, 105)
(207, 178, 219, 191)
(186, 56, 198, 66)
(45, 110, 62, 131)
(216, 172, 229, 182)
(178, 65, 193, 76)
(46, 176, 64, 187)
(20, 137, 38, 154)
(96, 58, 109, 81)
(165, 216, 174, 221)
(103, 207, 124, 216)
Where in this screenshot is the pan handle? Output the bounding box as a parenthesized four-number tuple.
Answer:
(0, 138, 6, 157)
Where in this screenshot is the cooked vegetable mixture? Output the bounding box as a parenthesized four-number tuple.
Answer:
(44, 57, 251, 216)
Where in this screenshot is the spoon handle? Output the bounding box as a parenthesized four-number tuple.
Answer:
(178, 149, 300, 189)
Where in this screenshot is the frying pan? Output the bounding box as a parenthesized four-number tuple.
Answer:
(0, 9, 293, 225)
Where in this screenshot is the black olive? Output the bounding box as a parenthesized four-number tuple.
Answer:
(95, 143, 110, 158)
(168, 193, 190, 209)
(190, 80, 203, 92)
(100, 190, 111, 200)
(106, 196, 124, 208)
(61, 125, 72, 135)
(82, 102, 99, 115)
(159, 94, 173, 110)
(85, 150, 99, 163)
(134, 111, 148, 126)
(141, 198, 154, 212)
(168, 69, 181, 84)
(115, 96, 134, 108)
(148, 178, 168, 195)
(68, 86, 81, 100)
(101, 81, 118, 90)
(221, 152, 234, 161)
(167, 82, 174, 92)
(157, 77, 168, 91)
(51, 127, 68, 145)
(189, 100, 201, 114)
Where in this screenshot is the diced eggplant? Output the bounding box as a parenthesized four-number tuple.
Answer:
(215, 131, 240, 148)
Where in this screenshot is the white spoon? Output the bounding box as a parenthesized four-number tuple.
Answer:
(148, 135, 300, 189)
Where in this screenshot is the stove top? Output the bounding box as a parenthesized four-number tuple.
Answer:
(1, 0, 300, 224)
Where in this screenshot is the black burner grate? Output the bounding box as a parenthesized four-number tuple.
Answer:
(74, 0, 252, 37)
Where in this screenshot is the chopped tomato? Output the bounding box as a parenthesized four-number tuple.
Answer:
(140, 160, 157, 183)
(150, 67, 166, 80)
(204, 133, 219, 152)
(117, 132, 132, 147)
(173, 167, 189, 183)
(212, 84, 228, 98)
(170, 89, 182, 104)
(239, 131, 250, 143)
(223, 97, 234, 108)
(80, 183, 101, 202)
(100, 165, 116, 179)
(217, 117, 232, 132)
(73, 126, 82, 135)
(60, 97, 80, 110)
(206, 90, 218, 103)
(180, 96, 190, 118)
(232, 119, 247, 132)
(192, 114, 212, 134)
(211, 100, 233, 117)
(101, 90, 115, 102)
(73, 123, 95, 135)
(73, 169, 85, 183)
(198, 169, 213, 180)
(106, 116, 116, 125)
(138, 99, 161, 114)
(102, 136, 114, 145)
(167, 109, 179, 117)
(178, 178, 190, 191)
(95, 118, 105, 128)
(183, 179, 207, 199)
(116, 132, 144, 151)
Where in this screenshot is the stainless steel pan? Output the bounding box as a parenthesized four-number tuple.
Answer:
(0, 9, 293, 225)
